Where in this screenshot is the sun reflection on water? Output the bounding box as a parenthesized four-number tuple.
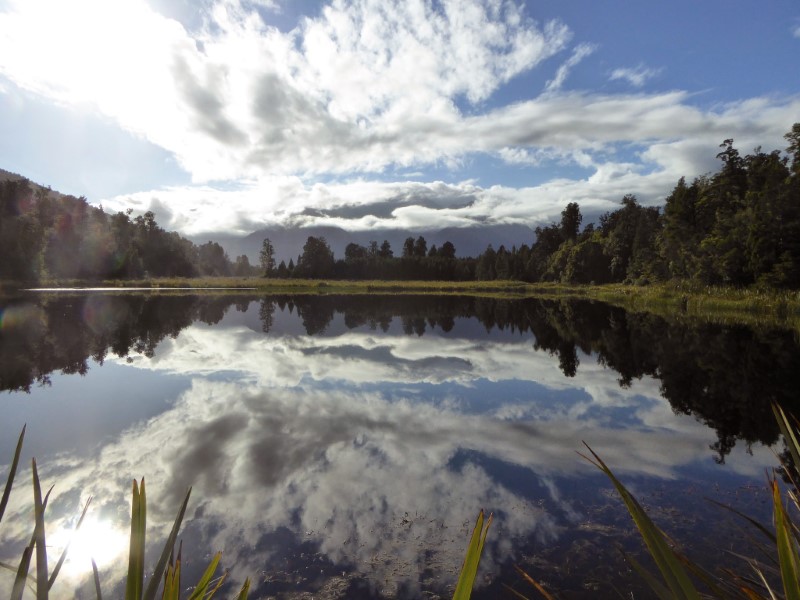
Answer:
(49, 517, 128, 579)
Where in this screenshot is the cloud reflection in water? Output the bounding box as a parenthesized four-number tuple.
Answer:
(0, 305, 777, 598)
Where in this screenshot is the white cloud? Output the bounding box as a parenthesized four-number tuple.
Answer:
(609, 64, 661, 87)
(0, 0, 571, 181)
(246, 0, 280, 10)
(792, 23, 800, 39)
(99, 91, 800, 235)
(544, 42, 597, 93)
(0, 0, 798, 236)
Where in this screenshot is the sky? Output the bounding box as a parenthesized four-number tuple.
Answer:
(0, 0, 798, 238)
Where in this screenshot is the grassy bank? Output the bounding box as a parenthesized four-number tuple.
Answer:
(6, 277, 800, 330)
(582, 282, 800, 330)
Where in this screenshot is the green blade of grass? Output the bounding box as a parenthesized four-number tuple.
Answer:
(580, 443, 700, 600)
(772, 478, 800, 600)
(12, 485, 52, 600)
(620, 546, 677, 600)
(186, 552, 223, 600)
(452, 509, 492, 600)
(512, 565, 556, 600)
(91, 558, 103, 600)
(11, 544, 34, 600)
(142, 486, 191, 600)
(161, 560, 181, 600)
(125, 478, 146, 600)
(707, 498, 777, 546)
(774, 405, 800, 478)
(234, 577, 251, 600)
(674, 545, 732, 598)
(49, 495, 93, 589)
(0, 425, 25, 525)
(32, 459, 52, 600)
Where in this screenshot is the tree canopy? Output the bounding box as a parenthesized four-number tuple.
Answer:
(0, 184, 249, 281)
(2, 123, 799, 289)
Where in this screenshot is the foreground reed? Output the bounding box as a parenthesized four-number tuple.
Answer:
(455, 403, 800, 599)
(0, 426, 250, 599)
(6, 402, 800, 599)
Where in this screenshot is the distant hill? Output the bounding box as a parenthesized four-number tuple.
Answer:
(2, 167, 536, 262)
(201, 223, 537, 263)
(0, 167, 24, 182)
(0, 168, 64, 201)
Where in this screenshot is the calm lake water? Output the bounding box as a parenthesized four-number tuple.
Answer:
(1, 292, 798, 598)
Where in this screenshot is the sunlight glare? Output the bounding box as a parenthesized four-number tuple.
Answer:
(48, 517, 128, 579)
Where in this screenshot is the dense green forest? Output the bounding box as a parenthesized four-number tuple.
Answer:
(0, 181, 257, 281)
(266, 124, 800, 288)
(3, 123, 798, 287)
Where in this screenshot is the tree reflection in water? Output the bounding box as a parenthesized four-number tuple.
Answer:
(3, 293, 797, 463)
(2, 291, 799, 598)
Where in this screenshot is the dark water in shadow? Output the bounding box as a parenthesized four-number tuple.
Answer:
(1, 293, 798, 598)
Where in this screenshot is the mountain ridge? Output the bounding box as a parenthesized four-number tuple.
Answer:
(2, 167, 537, 262)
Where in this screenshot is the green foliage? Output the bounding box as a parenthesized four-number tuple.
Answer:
(560, 202, 582, 242)
(561, 238, 611, 284)
(0, 181, 249, 283)
(295, 236, 335, 278)
(197, 242, 232, 277)
(259, 238, 276, 277)
(4, 124, 800, 289)
(452, 510, 492, 600)
(0, 428, 249, 599)
(0, 426, 24, 525)
(581, 445, 701, 600)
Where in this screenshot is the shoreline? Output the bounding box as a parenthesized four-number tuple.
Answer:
(4, 277, 799, 330)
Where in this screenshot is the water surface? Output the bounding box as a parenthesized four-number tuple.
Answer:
(1, 293, 797, 598)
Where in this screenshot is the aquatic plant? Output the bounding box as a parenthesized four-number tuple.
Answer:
(0, 426, 250, 599)
(495, 404, 800, 599)
(452, 510, 492, 600)
(9, 400, 800, 598)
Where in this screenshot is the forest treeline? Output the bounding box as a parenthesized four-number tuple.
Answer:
(264, 124, 800, 288)
(2, 123, 798, 287)
(0, 182, 258, 280)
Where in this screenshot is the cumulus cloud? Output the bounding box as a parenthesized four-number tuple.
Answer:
(609, 64, 661, 87)
(793, 23, 800, 38)
(0, 0, 571, 180)
(0, 0, 797, 235)
(101, 89, 800, 235)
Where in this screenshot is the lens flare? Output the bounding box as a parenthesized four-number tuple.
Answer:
(82, 295, 121, 334)
(0, 304, 46, 332)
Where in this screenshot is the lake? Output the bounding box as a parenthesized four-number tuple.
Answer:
(1, 292, 798, 598)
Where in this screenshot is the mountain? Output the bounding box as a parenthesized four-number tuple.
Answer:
(3, 167, 536, 263)
(0, 168, 64, 200)
(200, 224, 537, 263)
